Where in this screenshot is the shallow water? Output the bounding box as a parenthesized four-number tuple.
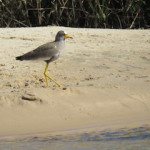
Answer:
(0, 127, 150, 150)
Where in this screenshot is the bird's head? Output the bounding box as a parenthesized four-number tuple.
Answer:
(55, 31, 72, 41)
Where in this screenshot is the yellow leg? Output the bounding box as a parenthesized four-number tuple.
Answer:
(44, 63, 62, 87)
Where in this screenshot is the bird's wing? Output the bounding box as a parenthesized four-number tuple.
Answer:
(21, 42, 59, 60)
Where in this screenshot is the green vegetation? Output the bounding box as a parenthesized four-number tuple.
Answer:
(0, 0, 149, 28)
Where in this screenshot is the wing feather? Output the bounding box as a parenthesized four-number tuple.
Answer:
(21, 42, 59, 61)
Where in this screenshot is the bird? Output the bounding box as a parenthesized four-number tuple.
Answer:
(16, 30, 72, 87)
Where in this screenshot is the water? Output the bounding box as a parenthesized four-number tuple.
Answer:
(0, 127, 150, 150)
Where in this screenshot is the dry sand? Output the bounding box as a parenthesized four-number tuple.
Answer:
(0, 26, 150, 137)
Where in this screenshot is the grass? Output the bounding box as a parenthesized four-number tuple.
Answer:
(0, 0, 149, 28)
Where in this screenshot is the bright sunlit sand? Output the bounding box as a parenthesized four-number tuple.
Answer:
(0, 27, 150, 138)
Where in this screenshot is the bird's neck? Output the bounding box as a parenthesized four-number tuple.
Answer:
(55, 36, 65, 42)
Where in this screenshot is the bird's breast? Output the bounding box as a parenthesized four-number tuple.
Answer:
(56, 41, 65, 51)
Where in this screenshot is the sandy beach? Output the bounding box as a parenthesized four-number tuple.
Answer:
(0, 26, 150, 137)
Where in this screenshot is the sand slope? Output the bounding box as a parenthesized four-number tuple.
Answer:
(0, 27, 150, 137)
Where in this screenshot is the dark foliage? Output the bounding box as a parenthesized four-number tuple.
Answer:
(0, 0, 149, 28)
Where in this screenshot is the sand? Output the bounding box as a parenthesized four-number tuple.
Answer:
(0, 26, 150, 137)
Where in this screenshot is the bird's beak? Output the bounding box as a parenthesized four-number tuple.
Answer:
(65, 34, 73, 39)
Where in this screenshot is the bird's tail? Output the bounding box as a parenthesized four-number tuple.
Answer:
(16, 56, 23, 61)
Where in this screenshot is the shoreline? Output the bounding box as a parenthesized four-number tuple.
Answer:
(1, 119, 150, 140)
